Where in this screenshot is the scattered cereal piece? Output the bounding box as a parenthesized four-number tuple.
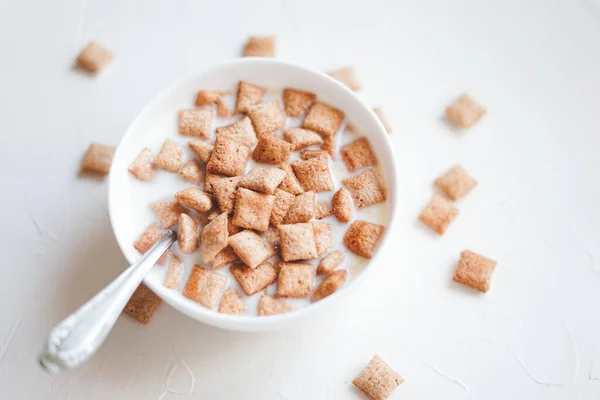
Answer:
(216, 98, 233, 118)
(228, 230, 277, 268)
(434, 164, 477, 201)
(278, 223, 318, 261)
(262, 225, 281, 247)
(179, 160, 203, 185)
(302, 102, 344, 136)
(243, 36, 275, 57)
(232, 188, 275, 231)
(178, 109, 214, 139)
(195, 90, 226, 107)
(299, 149, 329, 160)
(252, 134, 293, 165)
(239, 167, 286, 194)
(277, 163, 304, 195)
(211, 246, 240, 269)
(344, 220, 385, 258)
(215, 116, 258, 148)
(373, 107, 392, 133)
(81, 143, 115, 175)
(317, 250, 345, 275)
(258, 294, 292, 316)
(321, 135, 336, 159)
(236, 81, 265, 113)
(353, 355, 404, 400)
(154, 139, 185, 172)
(284, 191, 315, 224)
(128, 148, 156, 181)
(183, 265, 227, 309)
(218, 288, 246, 315)
(276, 262, 314, 298)
(150, 200, 185, 229)
(314, 202, 332, 220)
(312, 269, 347, 302)
(270, 189, 296, 226)
(291, 157, 334, 192)
(343, 168, 386, 209)
(453, 250, 497, 293)
(283, 128, 324, 150)
(341, 137, 377, 172)
(446, 94, 486, 129)
(164, 254, 184, 289)
(418, 194, 458, 235)
(200, 213, 229, 263)
(204, 172, 224, 193)
(329, 67, 361, 91)
(174, 188, 213, 212)
(211, 176, 241, 214)
(178, 213, 198, 254)
(332, 187, 353, 222)
(231, 261, 278, 296)
(123, 283, 162, 324)
(249, 100, 286, 137)
(133, 224, 169, 264)
(188, 140, 214, 163)
(312, 222, 332, 256)
(76, 42, 113, 73)
(282, 88, 316, 117)
(207, 135, 251, 177)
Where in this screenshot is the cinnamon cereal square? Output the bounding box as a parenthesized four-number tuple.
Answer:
(283, 128, 323, 150)
(211, 176, 241, 214)
(314, 202, 332, 219)
(312, 222, 332, 256)
(332, 187, 353, 222)
(236, 81, 265, 113)
(206, 135, 251, 177)
(329, 67, 361, 91)
(188, 140, 214, 163)
(276, 262, 314, 298)
(164, 254, 184, 289)
(178, 109, 214, 139)
(183, 265, 227, 309)
(248, 100, 286, 136)
(317, 250, 345, 275)
(312, 269, 346, 302)
(373, 107, 392, 133)
(81, 143, 115, 175)
(133, 224, 168, 264)
(343, 168, 386, 209)
(340, 137, 377, 172)
(216, 98, 233, 118)
(128, 148, 156, 181)
(215, 116, 258, 148)
(239, 167, 286, 194)
(200, 213, 229, 263)
(232, 188, 275, 231)
(150, 200, 185, 229)
(321, 135, 336, 159)
(344, 220, 385, 258)
(353, 355, 404, 400)
(453, 250, 497, 293)
(418, 194, 458, 235)
(258, 294, 292, 316)
(282, 88, 316, 117)
(243, 36, 275, 57)
(284, 191, 315, 224)
(154, 139, 185, 172)
(228, 230, 277, 268)
(270, 189, 296, 226)
(278, 223, 318, 261)
(252, 134, 293, 165)
(179, 160, 203, 185)
(291, 157, 334, 192)
(445, 94, 486, 129)
(76, 42, 113, 73)
(218, 288, 245, 315)
(434, 164, 477, 201)
(123, 283, 162, 324)
(302, 102, 344, 137)
(230, 261, 278, 296)
(211, 246, 240, 269)
(195, 90, 226, 107)
(277, 163, 304, 195)
(175, 188, 213, 212)
(177, 213, 198, 254)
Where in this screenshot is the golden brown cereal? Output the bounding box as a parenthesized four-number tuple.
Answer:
(329, 67, 361, 91)
(283, 128, 323, 150)
(218, 288, 246, 315)
(434, 164, 477, 201)
(200, 213, 229, 263)
(343, 168, 386, 209)
(164, 254, 184, 289)
(317, 250, 345, 275)
(206, 135, 251, 177)
(178, 213, 198, 254)
(178, 109, 214, 139)
(332, 187, 353, 222)
(312, 222, 332, 257)
(321, 135, 336, 159)
(216, 98, 233, 118)
(277, 163, 304, 195)
(133, 224, 168, 264)
(276, 262, 314, 298)
(302, 102, 344, 137)
(282, 88, 316, 117)
(150, 201, 185, 229)
(344, 220, 385, 258)
(228, 230, 277, 268)
(211, 246, 240, 269)
(453, 250, 497, 293)
(215, 116, 258, 148)
(123, 283, 162, 324)
(179, 160, 203, 185)
(418, 194, 458, 235)
(211, 176, 241, 214)
(154, 139, 185, 172)
(183, 265, 227, 309)
(284, 191, 315, 224)
(314, 202, 332, 220)
(373, 107, 392, 133)
(299, 149, 329, 160)
(340, 137, 377, 172)
(262, 225, 281, 247)
(81, 143, 115, 175)
(252, 134, 293, 165)
(76, 42, 113, 73)
(258, 294, 292, 316)
(232, 188, 275, 232)
(204, 172, 224, 193)
(188, 140, 214, 163)
(446, 94, 486, 129)
(236, 81, 265, 113)
(243, 36, 275, 57)
(174, 188, 213, 212)
(270, 189, 296, 226)
(128, 148, 156, 181)
(291, 157, 334, 192)
(278, 223, 318, 261)
(311, 269, 346, 302)
(239, 167, 286, 194)
(195, 90, 226, 107)
(248, 100, 286, 136)
(353, 355, 404, 400)
(231, 261, 278, 296)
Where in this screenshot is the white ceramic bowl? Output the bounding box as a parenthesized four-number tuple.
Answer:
(109, 58, 397, 331)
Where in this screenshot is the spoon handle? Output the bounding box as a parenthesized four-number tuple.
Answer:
(38, 230, 177, 374)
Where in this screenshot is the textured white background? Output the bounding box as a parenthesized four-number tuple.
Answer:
(1, 0, 600, 398)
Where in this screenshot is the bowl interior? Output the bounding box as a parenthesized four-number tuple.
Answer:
(109, 58, 397, 331)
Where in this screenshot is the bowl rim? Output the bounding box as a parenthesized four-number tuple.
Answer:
(108, 57, 398, 330)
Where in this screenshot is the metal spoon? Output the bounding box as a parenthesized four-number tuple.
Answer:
(38, 230, 177, 374)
